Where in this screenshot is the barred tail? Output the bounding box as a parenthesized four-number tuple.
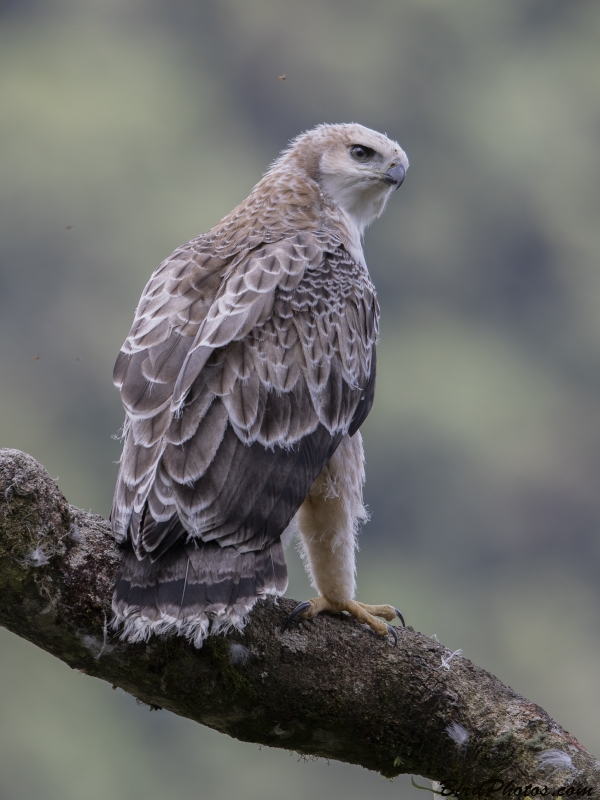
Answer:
(112, 539, 288, 648)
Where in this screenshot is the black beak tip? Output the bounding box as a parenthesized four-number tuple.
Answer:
(384, 164, 406, 189)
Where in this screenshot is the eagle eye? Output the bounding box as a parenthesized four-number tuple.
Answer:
(349, 144, 375, 163)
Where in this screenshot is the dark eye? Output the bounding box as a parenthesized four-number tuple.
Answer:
(349, 144, 375, 163)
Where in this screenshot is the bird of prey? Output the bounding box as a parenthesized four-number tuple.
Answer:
(111, 123, 408, 648)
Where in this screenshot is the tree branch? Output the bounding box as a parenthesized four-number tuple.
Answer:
(0, 448, 597, 797)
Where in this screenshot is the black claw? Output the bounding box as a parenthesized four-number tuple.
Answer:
(387, 624, 398, 646)
(394, 608, 406, 628)
(283, 601, 311, 631)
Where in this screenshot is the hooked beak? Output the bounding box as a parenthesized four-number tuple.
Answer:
(383, 163, 406, 190)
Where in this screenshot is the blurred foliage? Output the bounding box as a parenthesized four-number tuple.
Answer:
(1, 0, 600, 797)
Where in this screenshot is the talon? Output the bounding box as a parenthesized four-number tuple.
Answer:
(387, 624, 398, 646)
(283, 601, 311, 630)
(394, 608, 406, 628)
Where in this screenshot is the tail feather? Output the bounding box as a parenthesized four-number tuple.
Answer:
(112, 539, 287, 648)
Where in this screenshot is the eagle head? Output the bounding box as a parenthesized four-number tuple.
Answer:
(285, 123, 409, 235)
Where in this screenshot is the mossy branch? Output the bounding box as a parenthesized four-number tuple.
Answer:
(0, 448, 598, 797)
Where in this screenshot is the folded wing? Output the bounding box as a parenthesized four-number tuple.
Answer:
(111, 229, 379, 563)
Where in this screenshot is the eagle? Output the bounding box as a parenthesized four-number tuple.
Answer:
(111, 123, 408, 648)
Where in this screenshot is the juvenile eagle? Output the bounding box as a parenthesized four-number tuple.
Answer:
(111, 123, 408, 647)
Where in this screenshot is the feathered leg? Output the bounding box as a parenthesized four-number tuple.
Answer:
(291, 432, 403, 642)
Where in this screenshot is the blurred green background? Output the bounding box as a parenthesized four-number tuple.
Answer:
(1, 0, 600, 797)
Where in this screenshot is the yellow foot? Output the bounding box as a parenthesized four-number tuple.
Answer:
(285, 597, 405, 644)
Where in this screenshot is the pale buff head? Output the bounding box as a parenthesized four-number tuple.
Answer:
(273, 123, 408, 234)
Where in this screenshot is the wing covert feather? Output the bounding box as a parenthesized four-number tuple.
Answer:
(112, 229, 379, 560)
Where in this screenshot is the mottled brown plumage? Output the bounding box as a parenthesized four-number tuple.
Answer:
(111, 123, 408, 647)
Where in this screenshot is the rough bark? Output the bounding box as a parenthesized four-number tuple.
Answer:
(0, 448, 598, 798)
